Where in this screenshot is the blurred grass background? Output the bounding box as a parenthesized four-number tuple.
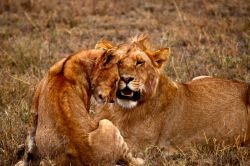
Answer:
(0, 0, 249, 165)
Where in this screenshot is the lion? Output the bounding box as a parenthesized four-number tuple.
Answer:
(94, 35, 250, 157)
(22, 47, 144, 166)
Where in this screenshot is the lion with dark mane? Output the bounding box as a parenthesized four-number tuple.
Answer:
(95, 35, 250, 157)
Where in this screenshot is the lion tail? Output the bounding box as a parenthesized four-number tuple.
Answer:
(24, 80, 44, 163)
(247, 83, 250, 120)
(245, 83, 250, 145)
(247, 83, 250, 111)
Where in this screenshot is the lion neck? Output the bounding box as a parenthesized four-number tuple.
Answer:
(156, 74, 179, 105)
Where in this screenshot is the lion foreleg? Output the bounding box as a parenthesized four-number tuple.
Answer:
(88, 119, 144, 165)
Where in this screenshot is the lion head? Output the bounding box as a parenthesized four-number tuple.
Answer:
(110, 35, 170, 109)
(48, 48, 119, 104)
(91, 41, 120, 104)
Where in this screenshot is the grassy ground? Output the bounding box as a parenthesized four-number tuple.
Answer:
(0, 0, 249, 165)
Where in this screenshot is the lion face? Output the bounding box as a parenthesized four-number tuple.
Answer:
(91, 50, 119, 104)
(113, 39, 170, 109)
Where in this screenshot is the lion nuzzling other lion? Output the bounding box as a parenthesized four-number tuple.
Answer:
(95, 35, 250, 156)
(22, 47, 144, 166)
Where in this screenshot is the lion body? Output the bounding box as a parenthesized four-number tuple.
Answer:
(95, 38, 250, 155)
(157, 77, 249, 148)
(96, 76, 250, 154)
(27, 49, 143, 165)
(33, 72, 95, 164)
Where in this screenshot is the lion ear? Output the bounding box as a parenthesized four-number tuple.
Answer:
(95, 39, 113, 50)
(49, 58, 67, 75)
(102, 50, 118, 66)
(152, 48, 170, 68)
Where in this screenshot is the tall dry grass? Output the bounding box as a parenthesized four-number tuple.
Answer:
(0, 0, 249, 165)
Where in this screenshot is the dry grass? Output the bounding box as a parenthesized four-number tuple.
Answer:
(144, 140, 250, 165)
(0, 0, 249, 165)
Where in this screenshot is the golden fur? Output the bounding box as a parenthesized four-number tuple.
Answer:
(25, 48, 143, 165)
(95, 36, 250, 156)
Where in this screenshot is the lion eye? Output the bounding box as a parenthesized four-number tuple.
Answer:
(136, 60, 144, 66)
(117, 61, 121, 66)
(115, 78, 119, 84)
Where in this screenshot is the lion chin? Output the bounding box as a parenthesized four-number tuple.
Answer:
(117, 98, 138, 109)
(116, 87, 141, 109)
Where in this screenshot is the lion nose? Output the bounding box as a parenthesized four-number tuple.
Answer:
(121, 75, 134, 84)
(98, 93, 105, 100)
(97, 90, 109, 101)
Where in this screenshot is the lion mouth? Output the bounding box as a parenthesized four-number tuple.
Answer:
(116, 87, 140, 101)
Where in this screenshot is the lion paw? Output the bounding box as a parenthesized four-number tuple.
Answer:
(14, 161, 24, 166)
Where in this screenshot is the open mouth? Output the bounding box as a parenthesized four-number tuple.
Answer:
(116, 87, 140, 101)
